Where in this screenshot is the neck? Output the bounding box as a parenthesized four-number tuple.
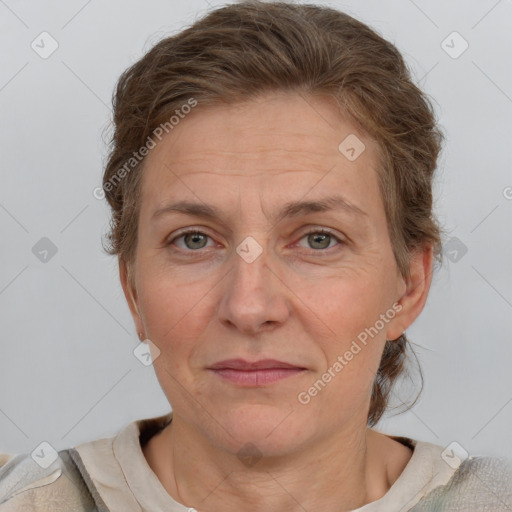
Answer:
(143, 414, 411, 512)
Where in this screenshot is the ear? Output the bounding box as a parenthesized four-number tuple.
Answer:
(385, 244, 434, 341)
(119, 257, 144, 337)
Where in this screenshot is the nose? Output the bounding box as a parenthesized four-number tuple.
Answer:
(217, 241, 290, 335)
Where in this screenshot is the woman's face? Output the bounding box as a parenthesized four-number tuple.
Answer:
(122, 91, 422, 455)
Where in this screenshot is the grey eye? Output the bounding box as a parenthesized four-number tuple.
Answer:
(305, 232, 335, 250)
(182, 232, 209, 250)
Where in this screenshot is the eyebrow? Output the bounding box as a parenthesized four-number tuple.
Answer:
(151, 195, 367, 224)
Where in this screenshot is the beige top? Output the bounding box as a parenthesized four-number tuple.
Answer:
(75, 413, 459, 511)
(0, 412, 462, 511)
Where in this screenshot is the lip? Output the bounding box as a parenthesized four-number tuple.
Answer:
(209, 358, 304, 370)
(208, 359, 307, 386)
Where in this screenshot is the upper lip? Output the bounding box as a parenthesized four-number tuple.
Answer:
(209, 359, 305, 370)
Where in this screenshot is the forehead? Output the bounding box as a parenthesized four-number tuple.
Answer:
(147, 93, 372, 164)
(139, 92, 383, 218)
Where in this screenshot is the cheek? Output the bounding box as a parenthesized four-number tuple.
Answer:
(299, 273, 393, 392)
(135, 271, 215, 408)
(297, 270, 393, 340)
(136, 268, 214, 357)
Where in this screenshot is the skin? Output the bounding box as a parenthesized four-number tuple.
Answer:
(120, 91, 433, 512)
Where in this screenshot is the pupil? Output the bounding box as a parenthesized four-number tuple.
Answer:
(309, 233, 329, 249)
(186, 233, 207, 249)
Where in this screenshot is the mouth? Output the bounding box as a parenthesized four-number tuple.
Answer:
(208, 359, 307, 386)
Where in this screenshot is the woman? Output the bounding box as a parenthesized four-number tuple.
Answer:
(1, 1, 511, 510)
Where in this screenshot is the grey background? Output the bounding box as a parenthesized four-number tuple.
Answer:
(1, 0, 511, 459)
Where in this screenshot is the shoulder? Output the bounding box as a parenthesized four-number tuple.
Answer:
(0, 414, 171, 511)
(448, 454, 512, 491)
(0, 449, 96, 512)
(381, 434, 512, 510)
(412, 454, 512, 511)
(454, 455, 512, 491)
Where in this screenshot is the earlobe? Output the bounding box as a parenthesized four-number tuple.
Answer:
(386, 245, 434, 341)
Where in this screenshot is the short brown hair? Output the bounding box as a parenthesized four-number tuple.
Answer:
(102, 0, 443, 426)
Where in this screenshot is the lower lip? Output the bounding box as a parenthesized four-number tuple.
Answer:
(210, 368, 306, 386)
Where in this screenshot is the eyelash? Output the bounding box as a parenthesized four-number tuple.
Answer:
(167, 228, 344, 255)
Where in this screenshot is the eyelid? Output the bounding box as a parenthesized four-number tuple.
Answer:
(299, 227, 342, 239)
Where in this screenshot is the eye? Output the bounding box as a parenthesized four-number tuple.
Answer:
(296, 229, 343, 251)
(167, 228, 343, 253)
(168, 230, 216, 251)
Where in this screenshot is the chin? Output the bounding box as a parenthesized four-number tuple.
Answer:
(205, 402, 315, 458)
